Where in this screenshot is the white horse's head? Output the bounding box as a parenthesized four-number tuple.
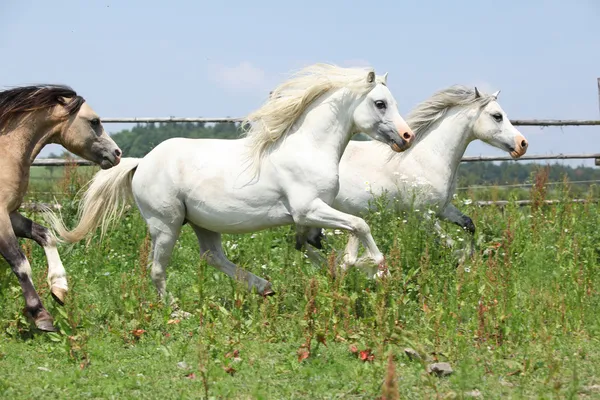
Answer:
(471, 88, 528, 159)
(352, 71, 414, 152)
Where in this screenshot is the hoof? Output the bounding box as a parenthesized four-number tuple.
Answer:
(28, 309, 58, 333)
(260, 283, 276, 297)
(170, 309, 192, 319)
(51, 287, 68, 306)
(36, 318, 58, 332)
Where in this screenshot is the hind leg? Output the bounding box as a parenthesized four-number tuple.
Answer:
(295, 225, 327, 266)
(10, 211, 68, 305)
(146, 218, 182, 300)
(190, 223, 273, 296)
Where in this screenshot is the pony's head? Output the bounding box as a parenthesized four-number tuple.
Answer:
(406, 85, 528, 159)
(57, 100, 122, 169)
(352, 71, 414, 152)
(0, 85, 122, 169)
(470, 88, 528, 158)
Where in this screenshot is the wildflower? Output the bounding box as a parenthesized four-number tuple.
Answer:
(464, 267, 471, 273)
(250, 234, 257, 239)
(463, 199, 473, 205)
(334, 229, 342, 235)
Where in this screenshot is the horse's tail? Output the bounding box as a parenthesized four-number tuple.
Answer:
(45, 157, 141, 244)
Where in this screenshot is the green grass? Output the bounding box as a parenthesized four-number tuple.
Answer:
(2, 172, 600, 399)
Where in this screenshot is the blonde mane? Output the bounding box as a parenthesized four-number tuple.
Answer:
(406, 85, 496, 143)
(242, 63, 378, 171)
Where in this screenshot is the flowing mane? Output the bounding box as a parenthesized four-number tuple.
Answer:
(0, 84, 85, 133)
(242, 63, 378, 170)
(406, 85, 496, 143)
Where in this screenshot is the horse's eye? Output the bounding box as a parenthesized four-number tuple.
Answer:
(492, 113, 503, 122)
(374, 100, 387, 110)
(90, 118, 100, 127)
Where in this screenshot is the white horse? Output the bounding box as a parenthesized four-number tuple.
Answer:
(46, 64, 415, 299)
(297, 85, 528, 267)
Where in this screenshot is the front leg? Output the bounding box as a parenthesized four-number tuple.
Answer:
(0, 212, 56, 331)
(10, 211, 68, 305)
(292, 198, 385, 278)
(439, 204, 475, 260)
(440, 203, 475, 234)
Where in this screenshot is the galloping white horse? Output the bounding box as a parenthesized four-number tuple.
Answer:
(47, 64, 415, 298)
(297, 85, 528, 267)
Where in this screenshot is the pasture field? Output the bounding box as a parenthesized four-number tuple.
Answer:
(2, 167, 600, 399)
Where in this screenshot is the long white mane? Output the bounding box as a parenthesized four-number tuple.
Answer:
(242, 63, 379, 171)
(406, 85, 496, 144)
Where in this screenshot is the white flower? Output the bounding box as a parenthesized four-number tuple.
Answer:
(464, 267, 471, 273)
(250, 234, 257, 239)
(463, 199, 473, 205)
(334, 229, 342, 235)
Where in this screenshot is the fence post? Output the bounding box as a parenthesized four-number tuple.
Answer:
(597, 78, 600, 166)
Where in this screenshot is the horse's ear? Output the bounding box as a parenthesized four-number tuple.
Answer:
(492, 90, 500, 99)
(367, 71, 375, 83)
(474, 87, 481, 98)
(383, 72, 388, 84)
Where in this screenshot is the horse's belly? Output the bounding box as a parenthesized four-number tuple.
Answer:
(184, 194, 293, 234)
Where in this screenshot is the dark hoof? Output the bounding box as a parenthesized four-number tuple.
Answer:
(260, 283, 276, 297)
(36, 319, 58, 332)
(307, 229, 324, 249)
(51, 287, 67, 306)
(26, 309, 58, 333)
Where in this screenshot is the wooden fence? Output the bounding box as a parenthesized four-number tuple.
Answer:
(25, 115, 600, 210)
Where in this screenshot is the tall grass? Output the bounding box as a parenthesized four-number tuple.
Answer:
(0, 167, 599, 398)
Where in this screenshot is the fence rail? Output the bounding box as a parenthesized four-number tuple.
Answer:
(32, 152, 600, 167)
(30, 116, 599, 166)
(97, 117, 600, 126)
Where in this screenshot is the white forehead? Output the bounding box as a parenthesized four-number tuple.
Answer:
(367, 83, 395, 102)
(482, 100, 503, 114)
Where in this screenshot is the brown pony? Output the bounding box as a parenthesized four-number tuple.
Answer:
(0, 84, 121, 332)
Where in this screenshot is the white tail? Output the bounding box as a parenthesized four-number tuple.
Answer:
(45, 157, 141, 243)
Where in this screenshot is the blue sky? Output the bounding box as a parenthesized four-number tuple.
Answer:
(1, 0, 599, 165)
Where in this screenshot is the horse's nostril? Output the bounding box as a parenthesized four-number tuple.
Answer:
(521, 140, 527, 148)
(114, 149, 122, 157)
(403, 132, 412, 140)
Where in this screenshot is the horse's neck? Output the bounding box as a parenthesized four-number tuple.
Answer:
(287, 90, 356, 162)
(6, 112, 58, 165)
(400, 108, 474, 174)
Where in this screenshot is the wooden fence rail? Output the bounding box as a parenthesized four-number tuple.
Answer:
(97, 117, 600, 126)
(32, 153, 600, 167)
